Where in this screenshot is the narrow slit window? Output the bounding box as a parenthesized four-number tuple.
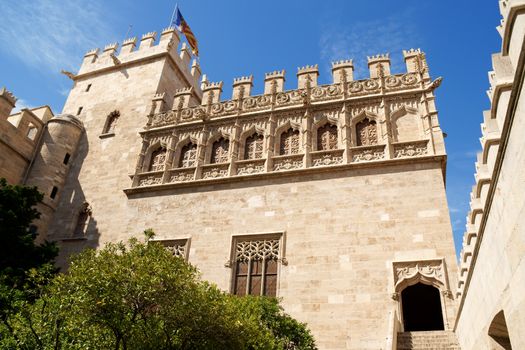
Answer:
(63, 153, 71, 165)
(50, 186, 58, 199)
(77, 107, 83, 115)
(86, 84, 92, 92)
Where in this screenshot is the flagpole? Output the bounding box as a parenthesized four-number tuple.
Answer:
(169, 3, 178, 27)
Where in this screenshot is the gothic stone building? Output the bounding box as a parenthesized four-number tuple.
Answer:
(1, 2, 522, 348)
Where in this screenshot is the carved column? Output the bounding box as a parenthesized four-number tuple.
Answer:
(383, 100, 394, 159)
(229, 120, 241, 176)
(341, 103, 352, 163)
(303, 109, 312, 168)
(161, 131, 179, 183)
(265, 113, 277, 172)
(132, 136, 150, 187)
(194, 126, 209, 180)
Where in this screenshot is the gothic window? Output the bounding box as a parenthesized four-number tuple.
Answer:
(279, 128, 300, 155)
(179, 143, 197, 168)
(152, 239, 190, 260)
(244, 134, 264, 160)
(356, 118, 378, 146)
(233, 236, 281, 297)
(210, 137, 229, 164)
(73, 202, 91, 237)
(317, 124, 338, 151)
(148, 147, 167, 172)
(103, 110, 120, 134)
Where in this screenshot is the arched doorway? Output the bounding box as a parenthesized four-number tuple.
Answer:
(488, 310, 513, 350)
(401, 283, 444, 331)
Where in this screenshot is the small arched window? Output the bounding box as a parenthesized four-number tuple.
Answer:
(103, 110, 120, 134)
(279, 128, 300, 155)
(356, 118, 377, 146)
(244, 134, 264, 160)
(317, 124, 338, 151)
(210, 138, 229, 164)
(149, 147, 167, 171)
(179, 143, 197, 168)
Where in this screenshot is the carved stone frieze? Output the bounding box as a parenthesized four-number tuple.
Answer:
(351, 145, 385, 162)
(150, 111, 177, 127)
(393, 140, 428, 158)
(392, 258, 449, 293)
(169, 168, 195, 182)
(273, 155, 304, 171)
(311, 151, 344, 167)
(237, 159, 265, 175)
(235, 238, 280, 262)
(138, 174, 163, 187)
(202, 164, 229, 179)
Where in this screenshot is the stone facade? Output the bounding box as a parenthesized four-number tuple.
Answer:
(454, 1, 525, 349)
(1, 21, 470, 350)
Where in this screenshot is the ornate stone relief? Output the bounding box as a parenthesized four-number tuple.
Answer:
(202, 165, 229, 179)
(150, 111, 176, 127)
(169, 169, 195, 182)
(237, 160, 265, 175)
(138, 174, 163, 186)
(273, 155, 304, 171)
(235, 238, 280, 262)
(311, 152, 344, 167)
(393, 141, 428, 158)
(351, 146, 385, 162)
(392, 258, 450, 296)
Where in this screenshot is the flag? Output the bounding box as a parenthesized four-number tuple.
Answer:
(173, 7, 199, 56)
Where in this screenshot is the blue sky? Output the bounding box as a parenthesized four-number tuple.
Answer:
(0, 1, 501, 255)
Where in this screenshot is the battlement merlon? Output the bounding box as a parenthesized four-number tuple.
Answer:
(367, 54, 391, 78)
(297, 64, 319, 89)
(332, 60, 354, 83)
(173, 87, 194, 110)
(264, 70, 285, 94)
(76, 28, 200, 98)
(402, 48, 429, 77)
(202, 81, 223, 105)
(0, 87, 17, 121)
(232, 75, 253, 99)
(0, 87, 17, 106)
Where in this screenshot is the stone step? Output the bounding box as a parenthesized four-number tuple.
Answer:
(397, 331, 461, 350)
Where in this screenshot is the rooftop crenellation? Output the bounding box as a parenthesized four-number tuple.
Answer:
(0, 87, 17, 106)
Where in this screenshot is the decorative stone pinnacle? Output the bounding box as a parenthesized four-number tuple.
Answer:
(0, 87, 17, 105)
(122, 37, 137, 45)
(233, 75, 253, 85)
(367, 54, 390, 63)
(104, 43, 118, 51)
(332, 59, 353, 68)
(297, 64, 319, 74)
(161, 26, 176, 34)
(174, 87, 193, 95)
(153, 92, 166, 101)
(84, 48, 99, 57)
(142, 31, 157, 40)
(403, 48, 422, 58)
(202, 81, 223, 90)
(265, 70, 285, 79)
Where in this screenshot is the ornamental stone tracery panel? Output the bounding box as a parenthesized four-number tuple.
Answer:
(356, 118, 378, 146)
(149, 147, 167, 172)
(279, 128, 300, 155)
(317, 124, 338, 151)
(210, 137, 230, 164)
(244, 134, 264, 160)
(179, 143, 197, 168)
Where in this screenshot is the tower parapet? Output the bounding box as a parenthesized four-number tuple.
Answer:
(232, 75, 253, 99)
(264, 70, 285, 94)
(332, 60, 354, 83)
(202, 81, 223, 105)
(367, 54, 390, 78)
(297, 64, 319, 88)
(0, 87, 17, 120)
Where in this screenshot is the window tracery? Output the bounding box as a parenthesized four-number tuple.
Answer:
(179, 143, 197, 168)
(233, 237, 280, 297)
(356, 118, 378, 146)
(149, 147, 167, 171)
(317, 124, 338, 150)
(279, 128, 300, 155)
(210, 137, 229, 163)
(244, 134, 264, 160)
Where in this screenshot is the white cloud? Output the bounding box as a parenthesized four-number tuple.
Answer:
(0, 0, 118, 72)
(12, 99, 34, 113)
(319, 10, 422, 79)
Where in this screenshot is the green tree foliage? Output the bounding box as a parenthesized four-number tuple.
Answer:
(0, 178, 58, 343)
(1, 232, 316, 349)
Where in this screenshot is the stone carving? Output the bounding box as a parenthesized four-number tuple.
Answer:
(170, 169, 195, 182)
(149, 147, 167, 171)
(202, 166, 228, 179)
(317, 124, 338, 150)
(179, 143, 197, 168)
(356, 118, 378, 146)
(166, 244, 186, 258)
(211, 138, 229, 164)
(280, 128, 300, 155)
(311, 151, 344, 167)
(393, 259, 449, 293)
(139, 174, 163, 186)
(151, 111, 176, 127)
(352, 146, 385, 162)
(244, 134, 264, 159)
(237, 160, 265, 175)
(393, 141, 428, 158)
(273, 155, 303, 171)
(235, 238, 280, 262)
